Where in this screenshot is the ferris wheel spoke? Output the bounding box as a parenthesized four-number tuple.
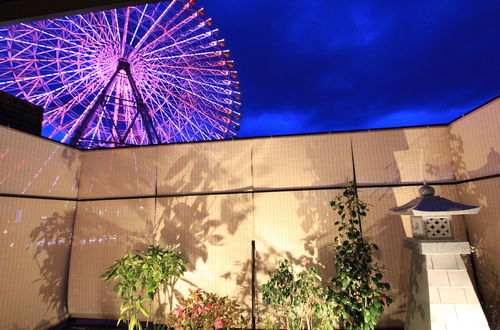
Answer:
(44, 80, 102, 126)
(151, 78, 233, 136)
(0, 57, 88, 66)
(143, 79, 212, 141)
(67, 15, 103, 45)
(145, 48, 227, 62)
(142, 82, 189, 142)
(100, 10, 118, 42)
(153, 72, 236, 118)
(32, 70, 100, 102)
(59, 89, 104, 142)
(140, 5, 203, 54)
(0, 35, 84, 56)
(121, 6, 131, 55)
(48, 19, 100, 50)
(144, 28, 219, 57)
(0, 67, 90, 87)
(112, 9, 121, 43)
(151, 78, 221, 124)
(149, 67, 236, 97)
(20, 23, 83, 49)
(129, 4, 147, 46)
(133, 0, 176, 49)
(41, 70, 99, 100)
(137, 63, 241, 80)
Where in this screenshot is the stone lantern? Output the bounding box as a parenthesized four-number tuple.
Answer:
(390, 183, 489, 330)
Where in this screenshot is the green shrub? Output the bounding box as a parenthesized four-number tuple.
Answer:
(261, 259, 337, 329)
(101, 245, 186, 330)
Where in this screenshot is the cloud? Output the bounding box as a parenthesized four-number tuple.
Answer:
(366, 106, 471, 129)
(238, 107, 325, 137)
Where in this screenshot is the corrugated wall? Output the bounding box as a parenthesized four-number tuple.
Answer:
(2, 97, 498, 328)
(68, 125, 460, 327)
(0, 127, 80, 198)
(0, 127, 80, 329)
(449, 98, 500, 319)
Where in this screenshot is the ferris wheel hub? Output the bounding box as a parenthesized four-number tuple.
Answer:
(94, 42, 146, 83)
(117, 58, 131, 70)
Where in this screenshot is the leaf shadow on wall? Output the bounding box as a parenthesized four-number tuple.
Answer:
(69, 200, 154, 318)
(450, 133, 499, 327)
(80, 148, 157, 198)
(294, 134, 410, 326)
(362, 187, 411, 325)
(28, 208, 74, 329)
(155, 145, 252, 319)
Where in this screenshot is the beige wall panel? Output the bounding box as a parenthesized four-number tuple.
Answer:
(252, 190, 339, 324)
(352, 127, 454, 185)
(157, 140, 252, 195)
(78, 147, 156, 199)
(433, 185, 468, 241)
(0, 127, 81, 198)
(253, 190, 339, 278)
(0, 197, 75, 329)
(68, 198, 154, 319)
(449, 98, 500, 180)
(252, 134, 353, 190)
(154, 193, 253, 323)
(354, 187, 410, 326)
(456, 178, 500, 315)
(252, 188, 417, 326)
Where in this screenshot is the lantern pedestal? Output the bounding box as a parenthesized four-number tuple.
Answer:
(405, 239, 489, 330)
(390, 183, 490, 329)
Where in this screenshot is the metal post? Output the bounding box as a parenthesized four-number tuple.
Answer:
(251, 240, 256, 330)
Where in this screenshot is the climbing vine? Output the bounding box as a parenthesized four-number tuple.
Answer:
(329, 182, 393, 329)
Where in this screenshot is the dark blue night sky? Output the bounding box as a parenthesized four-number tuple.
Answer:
(197, 0, 500, 138)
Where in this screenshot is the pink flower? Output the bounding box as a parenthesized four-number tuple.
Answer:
(214, 320, 224, 329)
(173, 308, 183, 317)
(205, 302, 212, 310)
(197, 307, 205, 314)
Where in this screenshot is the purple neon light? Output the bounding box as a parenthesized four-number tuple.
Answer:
(0, 0, 241, 148)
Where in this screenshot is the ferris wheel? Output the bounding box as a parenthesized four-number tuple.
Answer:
(0, 0, 241, 149)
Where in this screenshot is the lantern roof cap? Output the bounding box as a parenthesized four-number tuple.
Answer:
(389, 183, 480, 216)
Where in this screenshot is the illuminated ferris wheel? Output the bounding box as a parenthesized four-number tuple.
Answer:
(0, 0, 241, 149)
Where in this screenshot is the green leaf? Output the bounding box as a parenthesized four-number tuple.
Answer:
(138, 303, 151, 318)
(120, 304, 133, 314)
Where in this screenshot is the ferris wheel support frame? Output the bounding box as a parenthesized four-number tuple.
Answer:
(70, 58, 160, 147)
